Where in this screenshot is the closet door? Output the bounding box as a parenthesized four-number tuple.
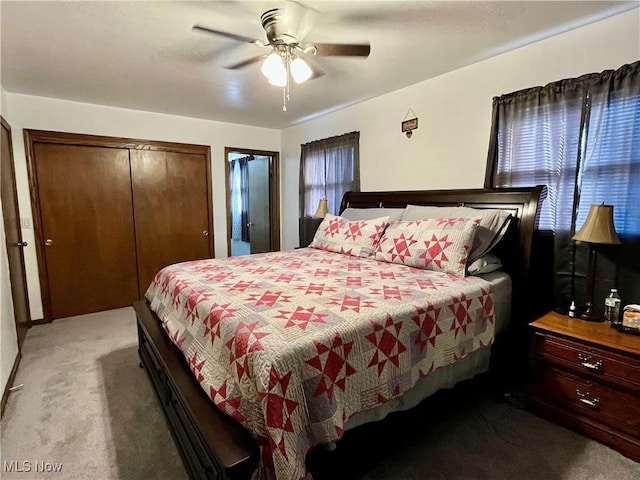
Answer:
(34, 143, 138, 319)
(130, 150, 213, 296)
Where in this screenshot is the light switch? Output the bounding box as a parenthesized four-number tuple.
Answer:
(20, 217, 32, 229)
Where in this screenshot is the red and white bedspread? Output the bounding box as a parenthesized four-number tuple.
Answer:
(146, 248, 496, 480)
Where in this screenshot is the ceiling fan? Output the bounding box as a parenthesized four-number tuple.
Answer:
(193, 3, 370, 111)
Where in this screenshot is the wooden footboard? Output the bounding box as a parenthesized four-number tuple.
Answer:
(135, 300, 258, 480)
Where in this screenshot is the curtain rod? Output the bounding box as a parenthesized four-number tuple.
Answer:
(301, 131, 359, 148)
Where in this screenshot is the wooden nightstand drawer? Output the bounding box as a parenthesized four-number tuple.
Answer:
(536, 333, 640, 391)
(538, 366, 640, 439)
(530, 311, 640, 461)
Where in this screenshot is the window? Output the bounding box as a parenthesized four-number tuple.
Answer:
(576, 89, 640, 234)
(486, 62, 639, 311)
(299, 132, 360, 246)
(487, 62, 639, 236)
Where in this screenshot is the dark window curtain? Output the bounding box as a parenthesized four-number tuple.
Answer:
(299, 131, 360, 247)
(229, 156, 251, 242)
(486, 61, 640, 313)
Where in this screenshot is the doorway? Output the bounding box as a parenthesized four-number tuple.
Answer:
(224, 148, 280, 256)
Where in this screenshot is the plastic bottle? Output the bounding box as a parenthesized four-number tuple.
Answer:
(568, 300, 577, 318)
(604, 289, 621, 324)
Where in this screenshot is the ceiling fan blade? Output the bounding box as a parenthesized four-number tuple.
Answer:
(313, 43, 371, 57)
(224, 55, 267, 70)
(192, 25, 261, 45)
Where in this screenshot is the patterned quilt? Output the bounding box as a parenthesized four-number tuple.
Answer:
(146, 248, 496, 480)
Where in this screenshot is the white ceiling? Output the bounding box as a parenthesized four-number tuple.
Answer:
(1, 1, 637, 129)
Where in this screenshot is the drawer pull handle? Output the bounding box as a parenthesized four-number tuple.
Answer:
(576, 389, 600, 408)
(578, 354, 602, 371)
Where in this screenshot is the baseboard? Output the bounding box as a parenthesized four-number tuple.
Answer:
(1, 350, 22, 418)
(31, 318, 47, 326)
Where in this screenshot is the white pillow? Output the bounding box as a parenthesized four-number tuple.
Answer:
(341, 207, 405, 222)
(467, 253, 503, 275)
(402, 205, 512, 261)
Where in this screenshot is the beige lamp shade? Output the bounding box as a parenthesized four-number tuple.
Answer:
(314, 198, 329, 219)
(572, 204, 621, 245)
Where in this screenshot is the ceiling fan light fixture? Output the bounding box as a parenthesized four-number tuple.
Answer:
(261, 52, 286, 83)
(290, 57, 312, 84)
(268, 73, 287, 87)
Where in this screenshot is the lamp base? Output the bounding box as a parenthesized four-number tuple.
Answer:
(579, 303, 603, 322)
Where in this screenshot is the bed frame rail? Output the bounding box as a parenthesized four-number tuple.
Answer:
(135, 300, 258, 480)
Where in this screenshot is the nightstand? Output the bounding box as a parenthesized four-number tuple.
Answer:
(529, 311, 640, 462)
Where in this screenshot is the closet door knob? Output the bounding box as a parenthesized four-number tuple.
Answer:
(45, 239, 53, 246)
(202, 230, 209, 236)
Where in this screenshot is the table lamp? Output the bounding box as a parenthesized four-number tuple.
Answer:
(572, 204, 621, 321)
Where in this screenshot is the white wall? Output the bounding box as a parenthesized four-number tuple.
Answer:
(4, 93, 281, 320)
(280, 9, 640, 250)
(1, 84, 20, 397)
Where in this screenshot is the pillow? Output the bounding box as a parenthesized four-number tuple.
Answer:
(341, 207, 405, 222)
(402, 205, 512, 261)
(467, 253, 502, 275)
(374, 217, 479, 277)
(309, 213, 389, 258)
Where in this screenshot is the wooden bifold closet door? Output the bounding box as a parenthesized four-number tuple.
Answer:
(26, 131, 213, 321)
(130, 150, 212, 297)
(35, 144, 139, 319)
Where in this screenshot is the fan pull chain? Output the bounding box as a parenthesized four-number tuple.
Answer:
(282, 49, 291, 112)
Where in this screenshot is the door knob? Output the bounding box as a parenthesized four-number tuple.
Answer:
(202, 231, 209, 236)
(247, 223, 254, 228)
(16, 241, 28, 247)
(45, 239, 53, 246)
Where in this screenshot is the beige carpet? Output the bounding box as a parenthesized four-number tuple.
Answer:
(2, 308, 639, 480)
(1, 308, 186, 480)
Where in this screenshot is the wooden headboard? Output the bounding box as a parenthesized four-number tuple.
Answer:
(339, 186, 544, 323)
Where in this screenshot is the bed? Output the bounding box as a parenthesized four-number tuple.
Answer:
(135, 186, 543, 480)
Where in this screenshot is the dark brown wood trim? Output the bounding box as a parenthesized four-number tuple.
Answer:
(270, 153, 281, 253)
(2, 116, 32, 335)
(1, 350, 22, 418)
(205, 148, 215, 258)
(22, 130, 210, 155)
(30, 318, 47, 326)
(24, 129, 214, 323)
(24, 130, 52, 323)
(224, 147, 280, 257)
(224, 150, 232, 257)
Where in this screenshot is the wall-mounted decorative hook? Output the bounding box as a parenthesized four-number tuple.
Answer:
(402, 108, 418, 138)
